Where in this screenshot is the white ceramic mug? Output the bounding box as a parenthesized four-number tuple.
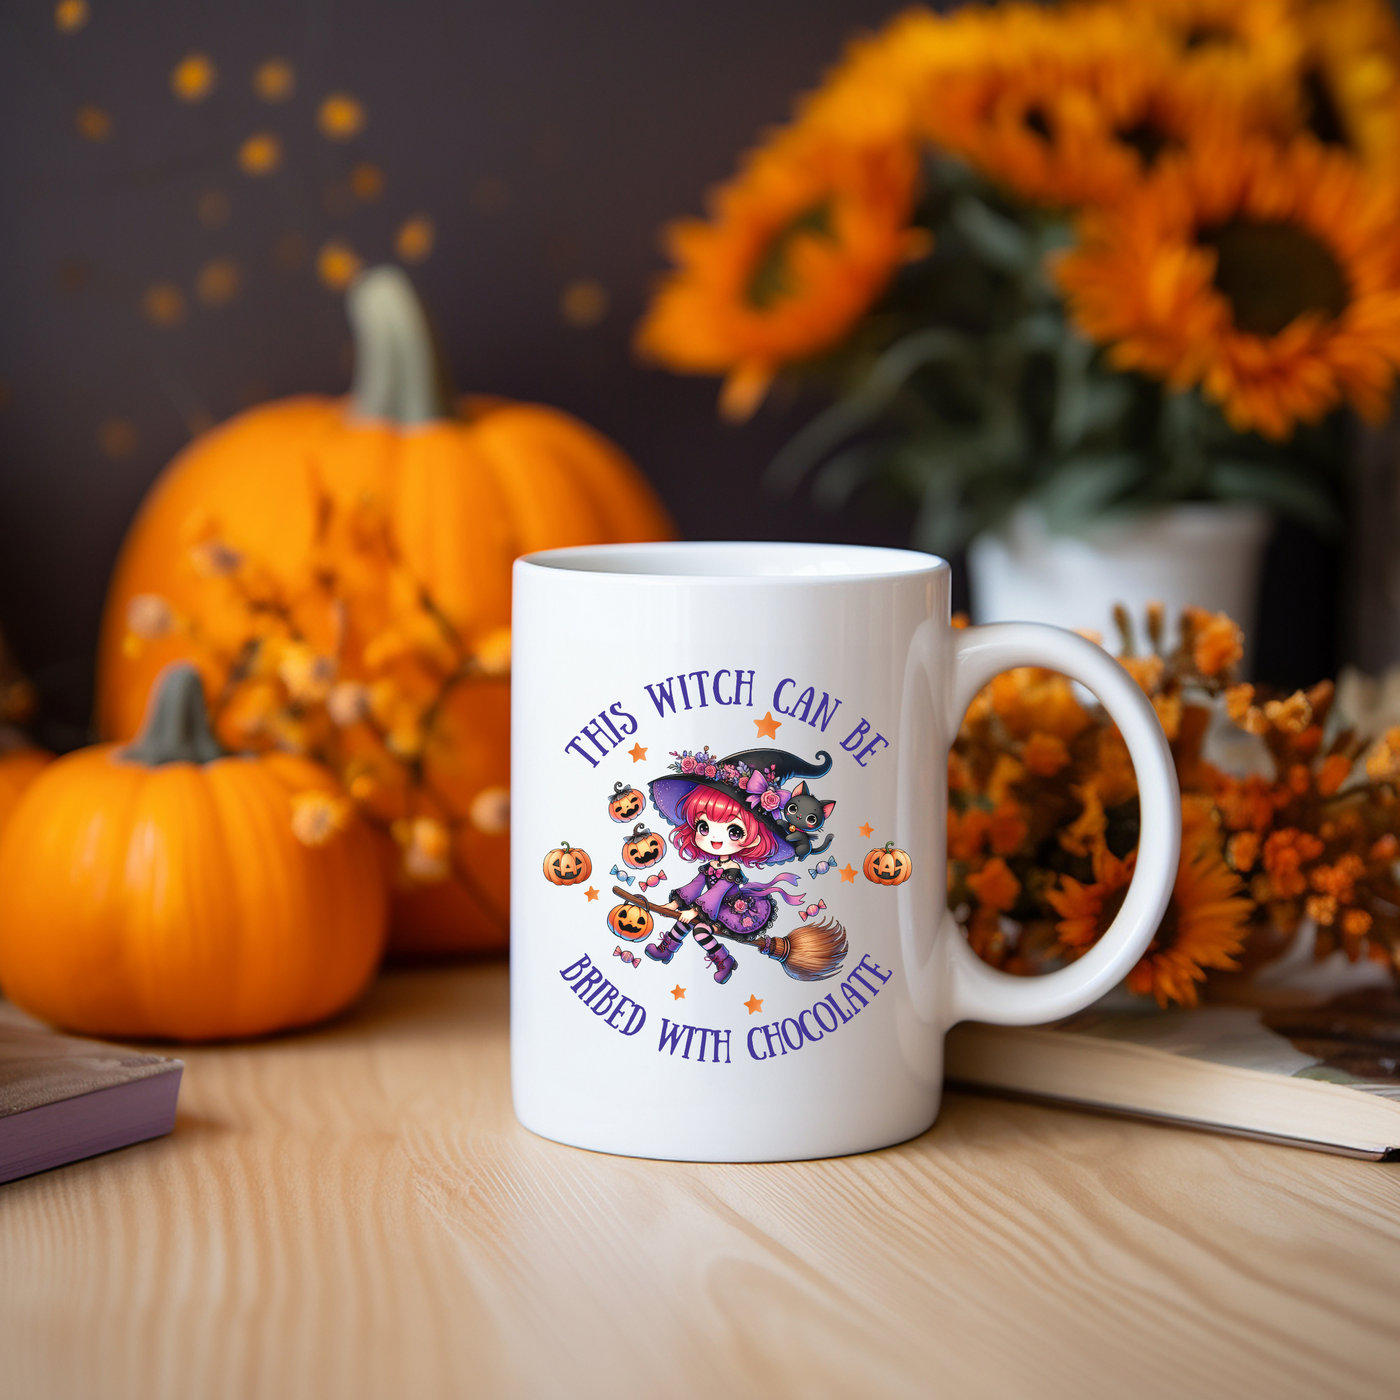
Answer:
(511, 542, 1180, 1162)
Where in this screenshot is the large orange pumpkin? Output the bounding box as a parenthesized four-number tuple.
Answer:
(95, 266, 673, 955)
(0, 665, 387, 1041)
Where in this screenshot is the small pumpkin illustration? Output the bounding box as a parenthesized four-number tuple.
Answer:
(607, 901, 654, 941)
(863, 841, 912, 886)
(543, 840, 592, 885)
(621, 822, 666, 869)
(607, 780, 645, 823)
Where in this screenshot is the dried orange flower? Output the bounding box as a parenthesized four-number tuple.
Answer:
(953, 600, 1400, 998)
(1225, 683, 1255, 723)
(126, 594, 174, 641)
(1343, 908, 1374, 938)
(1305, 893, 1339, 925)
(278, 643, 335, 704)
(949, 806, 992, 861)
(468, 786, 510, 835)
(393, 816, 451, 883)
(1262, 827, 1325, 898)
(290, 790, 351, 846)
(1264, 692, 1313, 734)
(1226, 830, 1260, 873)
(1187, 608, 1245, 677)
(1022, 731, 1070, 777)
(987, 801, 1029, 857)
(967, 856, 1021, 913)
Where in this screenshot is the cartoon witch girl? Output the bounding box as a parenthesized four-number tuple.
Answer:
(643, 747, 834, 984)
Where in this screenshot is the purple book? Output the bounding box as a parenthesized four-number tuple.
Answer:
(0, 1007, 181, 1185)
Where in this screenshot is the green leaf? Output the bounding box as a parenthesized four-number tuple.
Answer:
(765, 328, 974, 494)
(1039, 452, 1146, 532)
(1204, 458, 1343, 534)
(911, 460, 971, 557)
(951, 194, 1034, 276)
(809, 442, 887, 511)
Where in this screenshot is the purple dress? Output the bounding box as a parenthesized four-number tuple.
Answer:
(671, 863, 778, 941)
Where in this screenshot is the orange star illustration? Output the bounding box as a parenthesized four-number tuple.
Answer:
(754, 710, 781, 739)
(859, 822, 874, 840)
(839, 863, 857, 883)
(744, 994, 763, 1015)
(671, 984, 686, 1000)
(584, 887, 599, 902)
(628, 742, 647, 762)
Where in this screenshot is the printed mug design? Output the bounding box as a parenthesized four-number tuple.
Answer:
(543, 735, 920, 982)
(541, 676, 914, 1068)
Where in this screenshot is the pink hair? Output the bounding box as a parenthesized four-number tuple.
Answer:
(671, 786, 778, 867)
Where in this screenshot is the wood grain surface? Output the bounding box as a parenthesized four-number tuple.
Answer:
(2, 964, 1398, 1400)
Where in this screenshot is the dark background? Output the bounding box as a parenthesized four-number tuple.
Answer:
(0, 0, 1349, 750)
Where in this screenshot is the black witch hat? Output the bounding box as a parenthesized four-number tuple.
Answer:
(648, 746, 832, 865)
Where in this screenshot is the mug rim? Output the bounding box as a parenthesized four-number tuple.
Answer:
(516, 540, 948, 584)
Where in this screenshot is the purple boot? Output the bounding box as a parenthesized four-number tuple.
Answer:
(706, 944, 738, 985)
(645, 923, 687, 964)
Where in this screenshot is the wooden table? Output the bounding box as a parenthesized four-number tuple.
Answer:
(3, 964, 1398, 1400)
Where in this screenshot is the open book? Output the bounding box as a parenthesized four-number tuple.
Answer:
(945, 939, 1400, 1159)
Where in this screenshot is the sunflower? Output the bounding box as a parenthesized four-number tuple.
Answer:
(1117, 0, 1304, 96)
(918, 1, 1264, 208)
(1285, 0, 1400, 174)
(1049, 805, 1253, 1006)
(1055, 136, 1400, 439)
(798, 7, 953, 149)
(636, 107, 924, 421)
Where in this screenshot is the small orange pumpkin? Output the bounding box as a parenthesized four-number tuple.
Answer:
(0, 746, 51, 836)
(543, 840, 592, 886)
(607, 901, 654, 941)
(621, 822, 666, 869)
(863, 841, 913, 886)
(607, 780, 645, 823)
(0, 665, 386, 1041)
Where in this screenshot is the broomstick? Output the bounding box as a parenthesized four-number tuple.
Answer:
(610, 887, 848, 982)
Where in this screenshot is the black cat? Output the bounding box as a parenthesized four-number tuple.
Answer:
(782, 780, 835, 859)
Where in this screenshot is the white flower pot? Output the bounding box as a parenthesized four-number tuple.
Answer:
(967, 503, 1271, 659)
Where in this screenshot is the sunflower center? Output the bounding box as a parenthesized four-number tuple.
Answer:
(1302, 66, 1351, 148)
(1199, 220, 1350, 335)
(1146, 899, 1181, 956)
(1094, 883, 1131, 939)
(1114, 118, 1175, 168)
(746, 202, 835, 309)
(1182, 23, 1241, 50)
(1023, 103, 1053, 142)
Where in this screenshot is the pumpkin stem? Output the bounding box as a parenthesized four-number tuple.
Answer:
(123, 663, 225, 766)
(346, 265, 458, 424)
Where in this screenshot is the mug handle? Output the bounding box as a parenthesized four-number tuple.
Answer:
(942, 622, 1180, 1026)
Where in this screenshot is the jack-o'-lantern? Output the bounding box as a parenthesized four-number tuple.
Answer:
(621, 822, 666, 868)
(607, 901, 653, 941)
(863, 841, 912, 885)
(543, 840, 592, 886)
(607, 780, 645, 823)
